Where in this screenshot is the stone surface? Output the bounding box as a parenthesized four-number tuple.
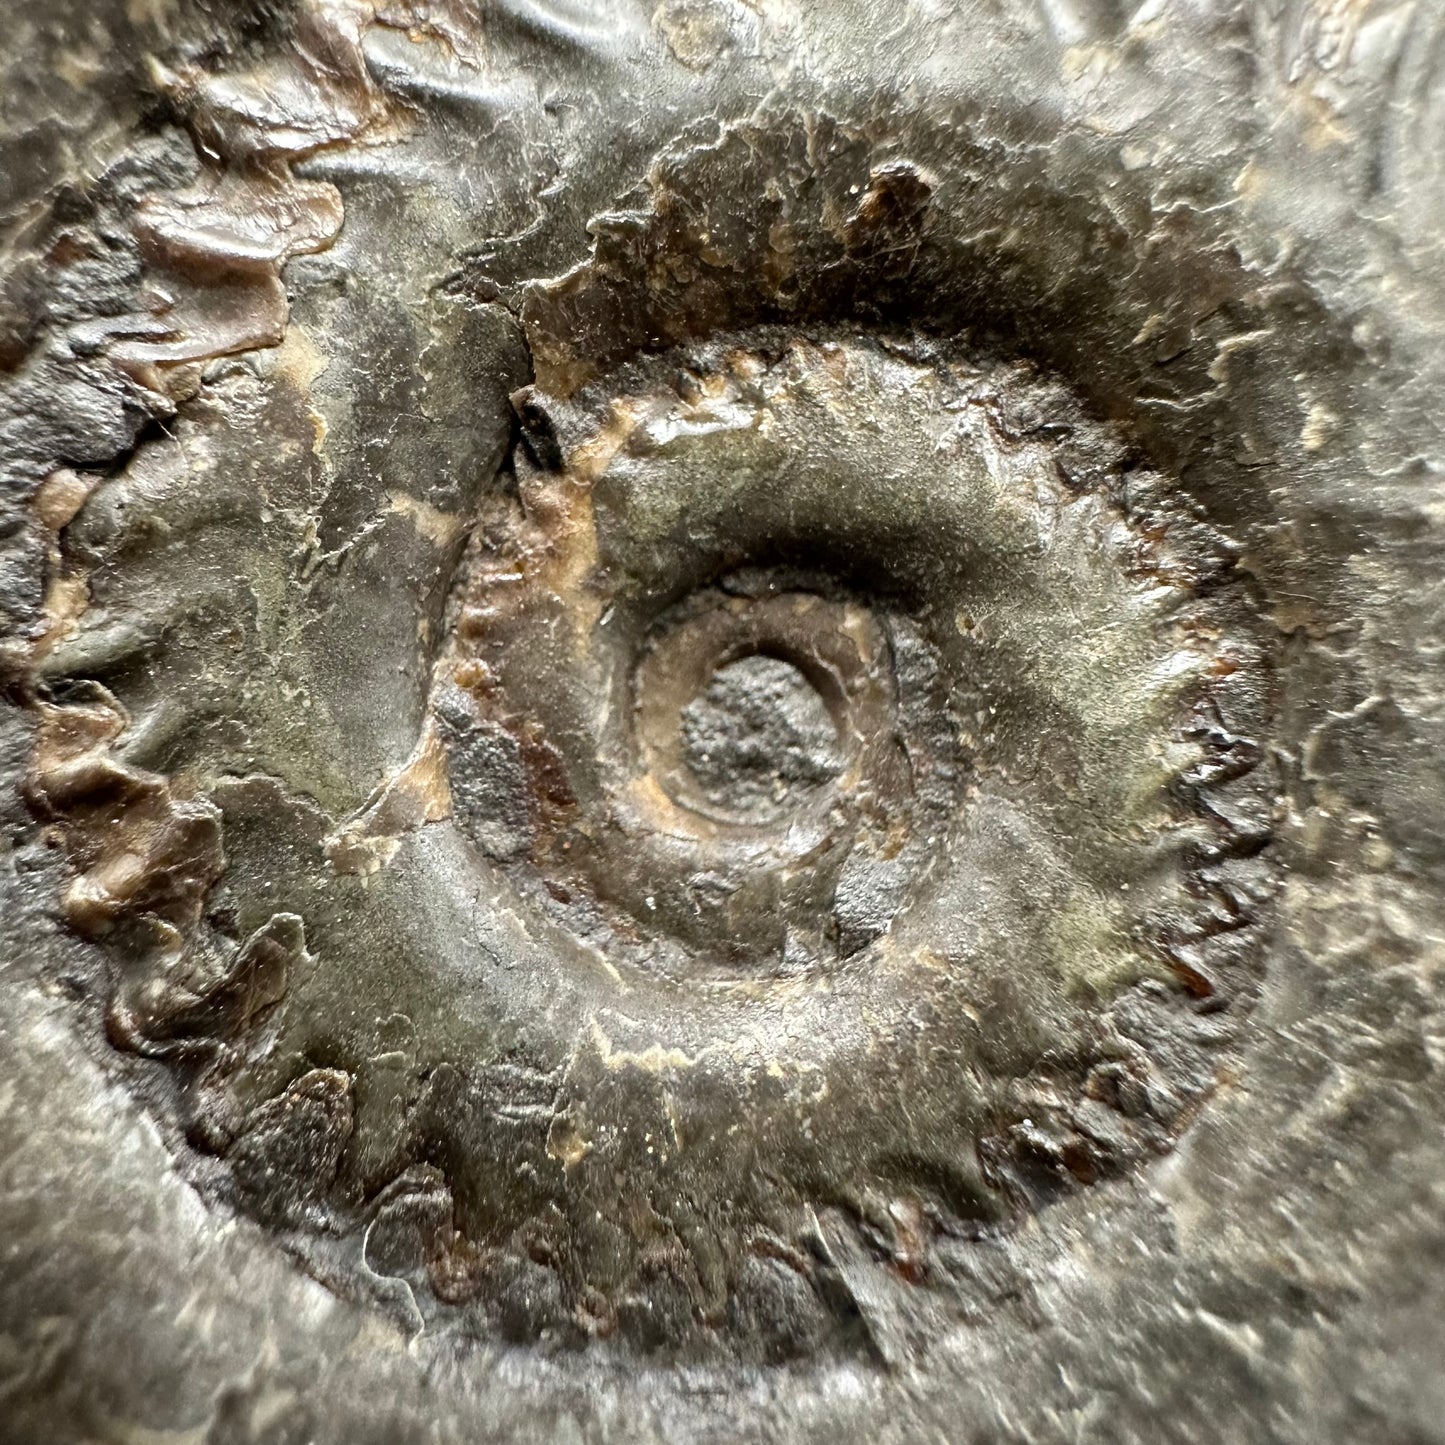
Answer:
(1, 0, 1443, 1441)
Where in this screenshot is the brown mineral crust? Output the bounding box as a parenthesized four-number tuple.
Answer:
(324, 722, 454, 876)
(98, 0, 493, 399)
(228, 1066, 355, 1228)
(26, 689, 223, 946)
(9, 0, 473, 1069)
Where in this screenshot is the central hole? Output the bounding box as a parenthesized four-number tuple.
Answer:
(678, 653, 842, 818)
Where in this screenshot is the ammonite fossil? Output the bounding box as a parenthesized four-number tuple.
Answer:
(2, 0, 1443, 1441)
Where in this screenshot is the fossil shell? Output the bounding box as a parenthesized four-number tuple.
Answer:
(2, 0, 1443, 1438)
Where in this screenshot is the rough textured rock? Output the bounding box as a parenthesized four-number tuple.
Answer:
(1, 0, 1443, 1441)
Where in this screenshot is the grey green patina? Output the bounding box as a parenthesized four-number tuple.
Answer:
(1, 0, 1443, 1440)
